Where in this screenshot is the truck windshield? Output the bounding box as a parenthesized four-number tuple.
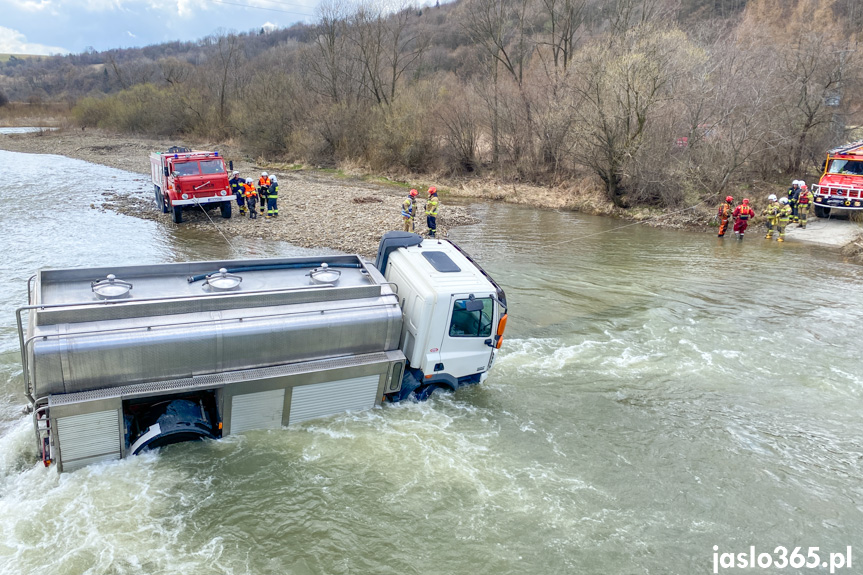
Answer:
(200, 159, 225, 175)
(449, 298, 493, 337)
(173, 162, 200, 176)
(828, 159, 863, 175)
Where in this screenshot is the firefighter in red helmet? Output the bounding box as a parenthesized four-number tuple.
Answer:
(717, 195, 734, 237)
(425, 186, 439, 238)
(732, 198, 754, 239)
(402, 189, 418, 232)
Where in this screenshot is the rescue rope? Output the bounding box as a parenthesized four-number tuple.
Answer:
(542, 199, 710, 249)
(193, 199, 236, 250)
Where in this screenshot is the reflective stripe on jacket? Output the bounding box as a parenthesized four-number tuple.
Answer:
(733, 205, 753, 220)
(426, 197, 439, 217)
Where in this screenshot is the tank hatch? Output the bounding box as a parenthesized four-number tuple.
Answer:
(91, 274, 133, 300)
(202, 268, 242, 291)
(309, 263, 341, 285)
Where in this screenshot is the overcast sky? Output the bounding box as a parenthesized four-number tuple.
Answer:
(0, 0, 320, 55)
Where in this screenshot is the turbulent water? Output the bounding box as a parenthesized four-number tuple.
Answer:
(1, 143, 862, 575)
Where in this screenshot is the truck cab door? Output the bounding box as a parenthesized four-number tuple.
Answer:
(437, 293, 496, 381)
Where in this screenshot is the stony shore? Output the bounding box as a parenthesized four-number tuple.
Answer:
(0, 129, 485, 258)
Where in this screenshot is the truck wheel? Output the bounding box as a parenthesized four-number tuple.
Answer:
(172, 205, 183, 224)
(220, 201, 232, 219)
(154, 185, 164, 211)
(814, 205, 830, 218)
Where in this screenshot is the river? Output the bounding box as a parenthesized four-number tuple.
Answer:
(1, 144, 862, 575)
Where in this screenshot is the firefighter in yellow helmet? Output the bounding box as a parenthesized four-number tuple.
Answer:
(402, 189, 418, 232)
(425, 186, 439, 238)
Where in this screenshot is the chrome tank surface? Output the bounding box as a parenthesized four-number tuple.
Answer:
(25, 258, 401, 396)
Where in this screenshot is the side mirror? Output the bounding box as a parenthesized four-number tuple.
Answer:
(465, 299, 484, 312)
(163, 166, 169, 177)
(229, 160, 234, 171)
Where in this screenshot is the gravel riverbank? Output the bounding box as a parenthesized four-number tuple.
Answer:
(0, 129, 479, 257)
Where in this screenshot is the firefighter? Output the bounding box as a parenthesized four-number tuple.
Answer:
(425, 186, 440, 238)
(787, 180, 801, 223)
(266, 175, 279, 218)
(717, 195, 734, 237)
(762, 194, 779, 239)
(776, 197, 792, 242)
(243, 178, 258, 219)
(258, 171, 271, 215)
(796, 181, 813, 228)
(402, 189, 418, 232)
(229, 171, 246, 216)
(732, 198, 754, 239)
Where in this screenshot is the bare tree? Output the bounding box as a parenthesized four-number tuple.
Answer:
(347, 0, 428, 106)
(683, 43, 779, 196)
(535, 0, 585, 74)
(568, 25, 685, 206)
(305, 0, 355, 104)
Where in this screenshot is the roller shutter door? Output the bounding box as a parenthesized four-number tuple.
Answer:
(56, 410, 122, 472)
(289, 375, 380, 425)
(230, 389, 285, 434)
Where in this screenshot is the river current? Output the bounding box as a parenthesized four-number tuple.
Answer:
(0, 144, 862, 574)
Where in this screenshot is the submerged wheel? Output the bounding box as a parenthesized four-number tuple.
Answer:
(220, 201, 232, 219)
(814, 205, 831, 218)
(128, 398, 219, 455)
(413, 384, 442, 401)
(172, 205, 183, 223)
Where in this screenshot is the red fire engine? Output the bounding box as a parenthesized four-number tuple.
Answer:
(812, 140, 863, 218)
(150, 146, 233, 223)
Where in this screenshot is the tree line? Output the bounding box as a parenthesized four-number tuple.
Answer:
(6, 0, 863, 208)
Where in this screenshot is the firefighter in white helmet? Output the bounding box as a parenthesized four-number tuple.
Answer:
(762, 194, 779, 239)
(257, 171, 271, 218)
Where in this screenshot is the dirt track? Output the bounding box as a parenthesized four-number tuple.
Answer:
(0, 129, 479, 257)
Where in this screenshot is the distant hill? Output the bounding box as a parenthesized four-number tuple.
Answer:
(0, 54, 42, 63)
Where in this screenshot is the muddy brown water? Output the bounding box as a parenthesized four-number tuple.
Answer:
(1, 146, 862, 574)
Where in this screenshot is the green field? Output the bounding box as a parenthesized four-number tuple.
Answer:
(0, 53, 42, 62)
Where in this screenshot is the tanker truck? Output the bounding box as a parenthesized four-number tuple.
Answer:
(16, 233, 507, 472)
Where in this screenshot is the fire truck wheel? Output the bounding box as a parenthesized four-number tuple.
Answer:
(814, 205, 831, 218)
(172, 205, 183, 223)
(154, 186, 163, 211)
(220, 201, 232, 219)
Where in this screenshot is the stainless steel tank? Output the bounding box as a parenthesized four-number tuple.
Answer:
(23, 256, 401, 398)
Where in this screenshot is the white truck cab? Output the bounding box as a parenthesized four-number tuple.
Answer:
(375, 233, 508, 400)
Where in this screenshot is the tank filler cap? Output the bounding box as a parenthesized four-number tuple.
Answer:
(309, 262, 341, 285)
(91, 274, 133, 300)
(202, 268, 242, 291)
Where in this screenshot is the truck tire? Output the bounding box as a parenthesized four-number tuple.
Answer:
(220, 201, 232, 219)
(814, 205, 830, 218)
(155, 186, 169, 213)
(172, 205, 183, 224)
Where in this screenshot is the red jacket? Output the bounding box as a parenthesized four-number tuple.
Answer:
(733, 205, 753, 220)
